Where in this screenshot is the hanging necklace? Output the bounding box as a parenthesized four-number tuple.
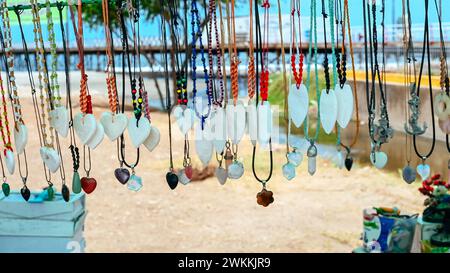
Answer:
(281, 0, 301, 181)
(400, 0, 417, 184)
(413, 0, 437, 181)
(56, 2, 77, 201)
(160, 0, 179, 190)
(303, 0, 321, 176)
(318, 0, 338, 136)
(225, 0, 245, 180)
(208, 0, 225, 107)
(69, 0, 102, 194)
(335, 0, 359, 171)
(190, 0, 211, 131)
(251, 0, 273, 207)
(0, 1, 22, 176)
(364, 0, 393, 169)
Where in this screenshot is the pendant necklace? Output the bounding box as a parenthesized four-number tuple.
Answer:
(282, 0, 302, 180)
(318, 0, 337, 136)
(364, 0, 392, 169)
(206, 0, 226, 166)
(0, 40, 12, 197)
(114, 0, 145, 191)
(334, 0, 359, 171)
(413, 0, 437, 181)
(0, 1, 22, 176)
(400, 0, 417, 184)
(100, 0, 125, 143)
(251, 0, 273, 207)
(56, 2, 78, 201)
(169, 0, 192, 186)
(191, 0, 212, 134)
(160, 0, 179, 190)
(225, 0, 245, 180)
(69, 0, 101, 194)
(303, 0, 321, 176)
(433, 0, 450, 182)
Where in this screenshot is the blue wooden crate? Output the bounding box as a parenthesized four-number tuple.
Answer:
(0, 191, 87, 253)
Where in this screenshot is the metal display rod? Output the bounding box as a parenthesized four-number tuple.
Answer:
(6, 0, 102, 11)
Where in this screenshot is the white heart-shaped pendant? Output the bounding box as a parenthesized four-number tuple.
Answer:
(257, 102, 272, 146)
(370, 151, 388, 169)
(86, 121, 104, 150)
(335, 83, 354, 128)
(100, 112, 128, 141)
(211, 107, 227, 152)
(13, 124, 28, 155)
(416, 163, 431, 181)
(319, 89, 338, 134)
(5, 149, 15, 175)
(143, 126, 161, 152)
(49, 106, 69, 137)
(127, 116, 151, 148)
(246, 100, 258, 146)
(73, 113, 97, 145)
(39, 146, 61, 173)
(173, 106, 194, 135)
(226, 100, 246, 144)
(288, 83, 309, 128)
(195, 119, 213, 166)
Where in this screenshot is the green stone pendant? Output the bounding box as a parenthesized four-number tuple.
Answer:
(72, 171, 81, 194)
(2, 182, 10, 196)
(47, 185, 55, 200)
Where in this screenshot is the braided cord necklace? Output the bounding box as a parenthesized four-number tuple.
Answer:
(247, 0, 256, 101)
(103, 0, 119, 116)
(413, 0, 436, 167)
(45, 0, 62, 109)
(252, 0, 273, 207)
(56, 2, 77, 201)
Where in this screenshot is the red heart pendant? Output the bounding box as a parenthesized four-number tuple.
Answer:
(81, 177, 97, 194)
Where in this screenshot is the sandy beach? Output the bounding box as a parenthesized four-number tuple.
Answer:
(4, 71, 425, 251)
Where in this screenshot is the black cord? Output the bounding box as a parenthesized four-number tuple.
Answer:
(413, 0, 436, 160)
(251, 0, 273, 185)
(321, 0, 330, 92)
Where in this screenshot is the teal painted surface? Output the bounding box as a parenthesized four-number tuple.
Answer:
(0, 191, 87, 253)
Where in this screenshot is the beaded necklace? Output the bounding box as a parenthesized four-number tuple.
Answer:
(191, 0, 211, 129)
(69, 0, 101, 194)
(335, 0, 359, 171)
(56, 2, 77, 201)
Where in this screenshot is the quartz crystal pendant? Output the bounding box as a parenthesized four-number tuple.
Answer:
(72, 171, 81, 194)
(227, 160, 244, 179)
(127, 174, 143, 191)
(287, 150, 303, 167)
(416, 163, 431, 181)
(282, 162, 296, 181)
(402, 165, 416, 184)
(178, 169, 191, 185)
(307, 143, 317, 176)
(335, 151, 344, 169)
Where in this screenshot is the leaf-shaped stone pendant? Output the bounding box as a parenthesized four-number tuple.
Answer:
(345, 156, 353, 171)
(402, 165, 416, 184)
(215, 166, 227, 185)
(72, 171, 81, 194)
(282, 162, 296, 181)
(319, 89, 338, 134)
(288, 84, 309, 128)
(166, 171, 179, 190)
(62, 184, 70, 202)
(307, 143, 317, 176)
(21, 185, 31, 202)
(47, 185, 55, 200)
(1, 182, 10, 196)
(127, 174, 143, 192)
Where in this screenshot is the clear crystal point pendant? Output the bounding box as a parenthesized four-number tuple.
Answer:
(127, 168, 143, 192)
(307, 141, 317, 176)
